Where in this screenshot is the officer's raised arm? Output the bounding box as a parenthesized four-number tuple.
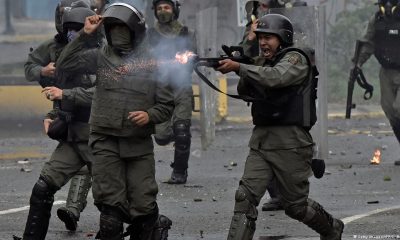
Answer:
(56, 15, 102, 75)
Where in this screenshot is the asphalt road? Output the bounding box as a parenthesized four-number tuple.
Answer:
(1, 115, 400, 240)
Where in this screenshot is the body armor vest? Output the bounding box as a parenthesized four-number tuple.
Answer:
(374, 14, 400, 68)
(251, 48, 318, 129)
(89, 47, 155, 137)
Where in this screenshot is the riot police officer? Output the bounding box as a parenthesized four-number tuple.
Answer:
(355, 0, 400, 166)
(56, 3, 174, 239)
(216, 14, 344, 239)
(148, 0, 196, 184)
(23, 0, 94, 233)
(16, 3, 97, 240)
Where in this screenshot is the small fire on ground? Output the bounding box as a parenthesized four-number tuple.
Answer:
(370, 149, 381, 165)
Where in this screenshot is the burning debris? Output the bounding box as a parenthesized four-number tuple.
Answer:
(370, 149, 381, 165)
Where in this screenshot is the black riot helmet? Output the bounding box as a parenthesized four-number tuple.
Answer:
(62, 1, 95, 31)
(152, 0, 181, 20)
(378, 0, 399, 17)
(55, 0, 91, 33)
(103, 3, 146, 46)
(254, 14, 294, 47)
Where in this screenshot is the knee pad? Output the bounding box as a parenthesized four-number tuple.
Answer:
(285, 202, 308, 221)
(173, 120, 191, 151)
(234, 186, 257, 220)
(31, 178, 57, 205)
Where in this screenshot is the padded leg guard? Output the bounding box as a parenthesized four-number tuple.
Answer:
(286, 199, 344, 240)
(65, 172, 92, 217)
(22, 178, 57, 240)
(57, 172, 92, 231)
(227, 186, 257, 240)
(171, 120, 191, 173)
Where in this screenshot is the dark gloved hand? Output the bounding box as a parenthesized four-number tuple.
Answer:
(311, 158, 325, 179)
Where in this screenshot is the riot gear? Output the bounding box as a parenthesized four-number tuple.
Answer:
(103, 3, 146, 48)
(378, 0, 400, 18)
(286, 199, 344, 240)
(254, 14, 294, 47)
(22, 178, 57, 240)
(57, 173, 92, 231)
(374, 15, 400, 68)
(152, 0, 181, 20)
(62, 1, 95, 27)
(251, 48, 317, 129)
(227, 186, 257, 240)
(55, 0, 87, 33)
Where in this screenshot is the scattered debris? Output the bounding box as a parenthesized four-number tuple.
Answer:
(191, 149, 201, 158)
(383, 176, 391, 181)
(340, 164, 352, 169)
(18, 158, 32, 172)
(184, 185, 203, 188)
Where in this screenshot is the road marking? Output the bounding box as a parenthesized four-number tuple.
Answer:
(341, 205, 400, 224)
(0, 200, 66, 215)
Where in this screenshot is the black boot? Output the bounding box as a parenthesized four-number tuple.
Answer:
(129, 213, 172, 240)
(99, 213, 124, 240)
(261, 197, 283, 211)
(166, 169, 187, 184)
(303, 199, 344, 240)
(22, 178, 57, 240)
(262, 178, 283, 211)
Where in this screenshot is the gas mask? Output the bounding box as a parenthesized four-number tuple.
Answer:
(67, 29, 79, 42)
(109, 25, 133, 53)
(158, 11, 174, 24)
(379, 0, 399, 18)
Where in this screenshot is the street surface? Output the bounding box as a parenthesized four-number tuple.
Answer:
(1, 112, 400, 240)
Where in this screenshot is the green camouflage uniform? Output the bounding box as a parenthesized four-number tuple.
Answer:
(357, 14, 400, 144)
(56, 31, 174, 220)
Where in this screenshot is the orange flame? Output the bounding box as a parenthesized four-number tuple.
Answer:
(370, 149, 381, 165)
(175, 51, 196, 64)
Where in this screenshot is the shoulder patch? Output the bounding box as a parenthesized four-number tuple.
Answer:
(288, 53, 302, 65)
